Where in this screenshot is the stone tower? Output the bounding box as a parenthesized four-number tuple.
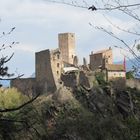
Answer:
(58, 33, 75, 64)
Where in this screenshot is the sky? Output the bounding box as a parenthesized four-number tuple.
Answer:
(0, 0, 139, 77)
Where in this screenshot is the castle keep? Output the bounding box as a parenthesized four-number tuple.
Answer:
(11, 32, 126, 95)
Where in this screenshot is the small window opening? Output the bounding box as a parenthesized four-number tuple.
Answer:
(106, 60, 108, 63)
(57, 63, 59, 68)
(57, 54, 60, 59)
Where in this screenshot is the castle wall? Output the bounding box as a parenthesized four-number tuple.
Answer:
(50, 49, 65, 89)
(35, 49, 56, 93)
(11, 78, 36, 96)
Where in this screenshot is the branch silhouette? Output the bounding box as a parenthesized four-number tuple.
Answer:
(0, 93, 40, 113)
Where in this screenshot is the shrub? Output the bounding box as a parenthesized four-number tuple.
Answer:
(126, 71, 134, 79)
(0, 87, 27, 118)
(95, 72, 107, 86)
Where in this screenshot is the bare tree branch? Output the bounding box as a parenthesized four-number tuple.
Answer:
(102, 14, 140, 36)
(44, 0, 88, 9)
(44, 0, 140, 11)
(0, 118, 26, 123)
(0, 27, 16, 38)
(0, 74, 24, 80)
(89, 22, 140, 63)
(98, 3, 140, 11)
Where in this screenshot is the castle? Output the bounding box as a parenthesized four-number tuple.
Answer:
(11, 33, 126, 96)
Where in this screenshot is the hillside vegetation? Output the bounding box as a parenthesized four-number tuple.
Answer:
(0, 82, 140, 140)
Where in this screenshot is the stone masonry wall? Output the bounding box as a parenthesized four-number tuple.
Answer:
(50, 50, 63, 87)
(90, 53, 103, 70)
(11, 78, 36, 96)
(35, 49, 57, 93)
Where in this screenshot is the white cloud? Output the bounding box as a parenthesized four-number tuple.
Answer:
(14, 44, 36, 53)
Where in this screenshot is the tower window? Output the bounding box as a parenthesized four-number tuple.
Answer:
(72, 55, 74, 58)
(57, 63, 60, 68)
(57, 71, 59, 75)
(57, 54, 60, 59)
